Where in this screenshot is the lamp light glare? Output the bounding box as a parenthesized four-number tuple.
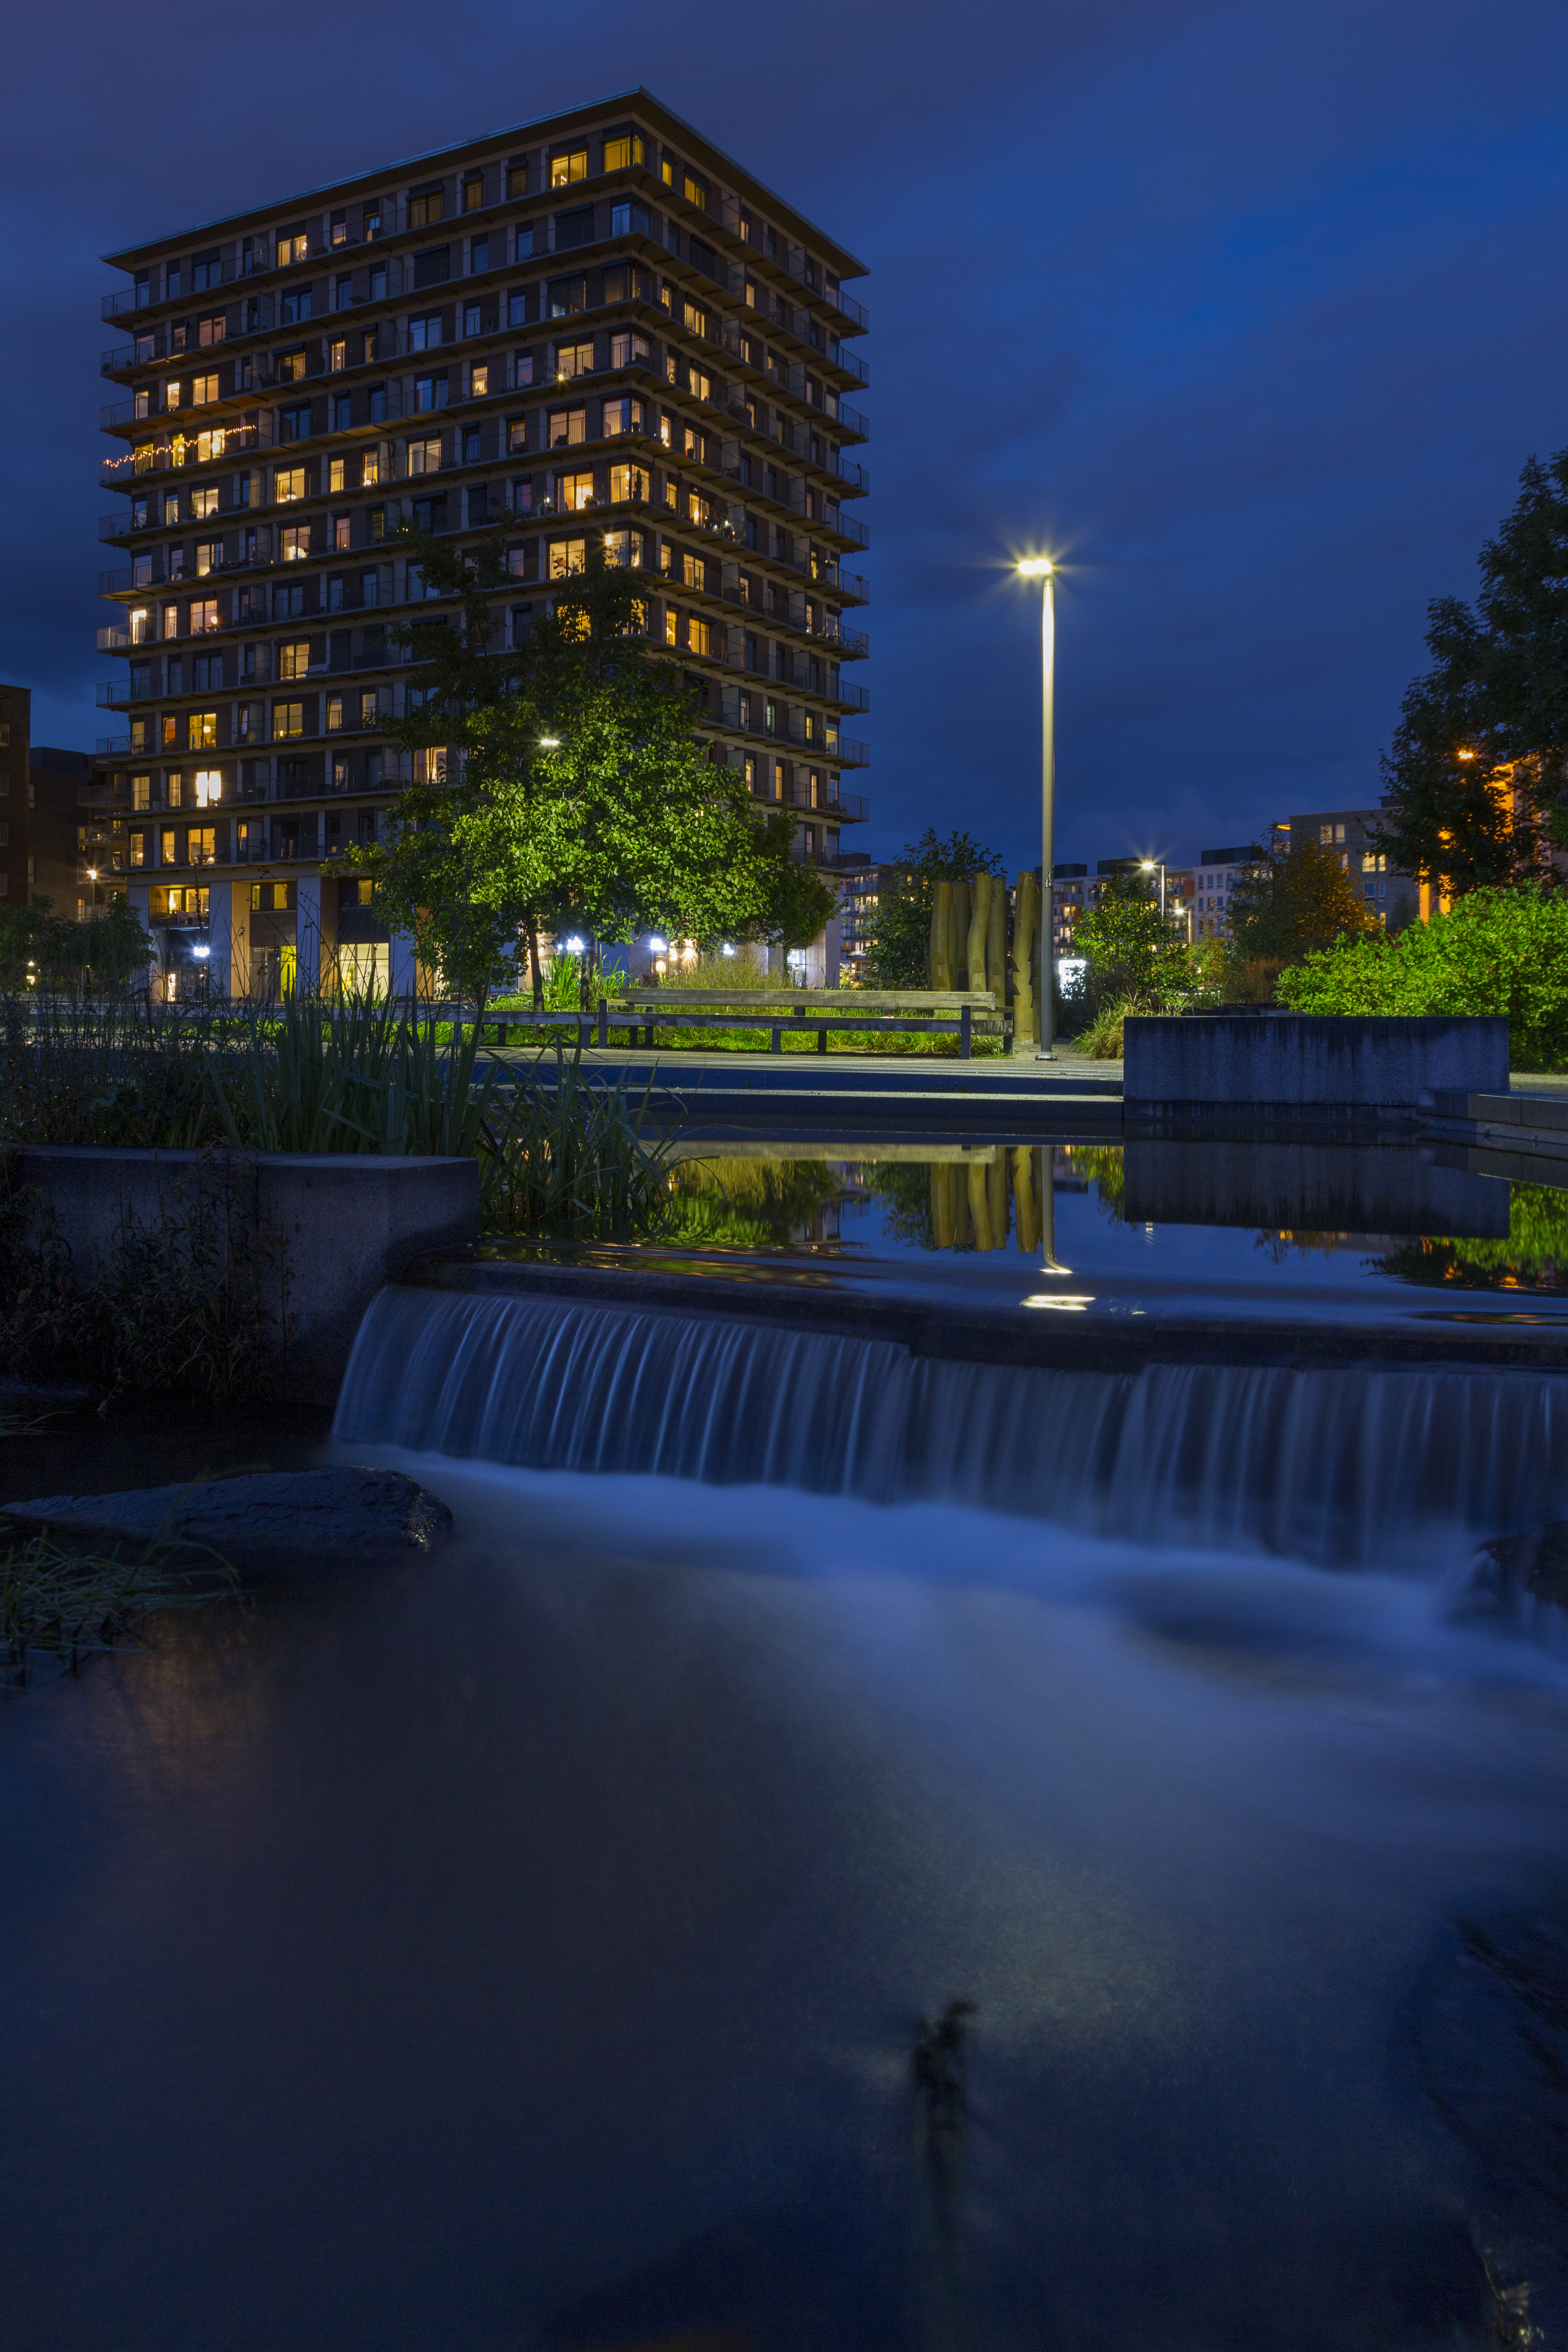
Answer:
(538, 735, 561, 748)
(1017, 557, 1053, 577)
(647, 935, 668, 952)
(191, 943, 211, 961)
(564, 935, 585, 953)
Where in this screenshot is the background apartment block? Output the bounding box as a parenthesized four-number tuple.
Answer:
(93, 89, 870, 994)
(1273, 808, 1416, 928)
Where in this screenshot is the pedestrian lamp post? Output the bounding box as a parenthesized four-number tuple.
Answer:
(1139, 858, 1167, 920)
(1016, 558, 1056, 1059)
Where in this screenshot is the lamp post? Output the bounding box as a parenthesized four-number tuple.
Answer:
(1017, 558, 1055, 1059)
(1139, 858, 1166, 919)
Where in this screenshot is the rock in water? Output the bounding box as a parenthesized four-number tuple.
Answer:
(0, 1468, 453, 1564)
(1472, 1522, 1568, 1616)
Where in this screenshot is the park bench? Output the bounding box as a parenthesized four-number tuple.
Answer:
(386, 990, 1006, 1059)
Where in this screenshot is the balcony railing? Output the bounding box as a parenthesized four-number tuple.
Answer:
(100, 414, 274, 491)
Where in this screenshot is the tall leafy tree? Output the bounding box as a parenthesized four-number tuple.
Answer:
(860, 828, 1003, 988)
(1073, 869, 1194, 1012)
(341, 528, 834, 998)
(1228, 836, 1379, 967)
(1375, 449, 1568, 892)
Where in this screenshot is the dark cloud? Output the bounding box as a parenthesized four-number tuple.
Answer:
(2, 0, 1565, 868)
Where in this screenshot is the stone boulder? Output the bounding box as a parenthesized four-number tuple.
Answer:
(0, 1467, 453, 1566)
(1475, 1522, 1568, 1613)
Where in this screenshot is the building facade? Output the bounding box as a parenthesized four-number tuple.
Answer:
(94, 90, 869, 994)
(1273, 808, 1417, 929)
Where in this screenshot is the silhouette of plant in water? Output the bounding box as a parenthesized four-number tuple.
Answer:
(911, 1999, 976, 2350)
(0, 1531, 238, 1687)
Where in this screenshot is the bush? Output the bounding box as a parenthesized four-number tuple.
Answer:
(1275, 886, 1568, 1066)
(1071, 997, 1136, 1060)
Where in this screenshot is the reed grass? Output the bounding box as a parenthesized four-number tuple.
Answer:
(0, 1529, 239, 1686)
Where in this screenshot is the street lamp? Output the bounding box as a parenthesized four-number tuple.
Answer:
(1139, 858, 1166, 919)
(1016, 558, 1055, 1059)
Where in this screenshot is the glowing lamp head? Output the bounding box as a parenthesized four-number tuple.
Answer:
(647, 936, 667, 953)
(1017, 557, 1054, 577)
(1456, 747, 1477, 761)
(564, 935, 585, 954)
(1140, 860, 1155, 871)
(538, 735, 561, 749)
(191, 943, 211, 961)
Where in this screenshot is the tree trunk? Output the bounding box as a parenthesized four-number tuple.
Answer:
(950, 879, 971, 990)
(987, 875, 1007, 1005)
(930, 880, 953, 988)
(1012, 871, 1039, 1044)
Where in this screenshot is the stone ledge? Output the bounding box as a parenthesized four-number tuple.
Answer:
(0, 1468, 453, 1564)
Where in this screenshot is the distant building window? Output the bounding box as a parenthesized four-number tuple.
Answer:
(550, 149, 588, 186)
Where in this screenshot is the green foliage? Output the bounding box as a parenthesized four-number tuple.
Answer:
(1227, 837, 1379, 973)
(1375, 448, 1568, 890)
(1072, 872, 1195, 1012)
(0, 897, 152, 990)
(1275, 884, 1568, 1065)
(1072, 997, 1136, 1060)
(209, 993, 499, 1156)
(477, 1046, 674, 1241)
(860, 828, 1004, 989)
(340, 531, 833, 997)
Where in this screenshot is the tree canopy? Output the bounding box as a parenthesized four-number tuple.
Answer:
(1375, 448, 1568, 893)
(340, 528, 835, 997)
(1227, 836, 1379, 968)
(0, 896, 151, 990)
(1072, 869, 1193, 1012)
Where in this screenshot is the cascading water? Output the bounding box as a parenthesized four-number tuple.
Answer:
(334, 1285, 1568, 1567)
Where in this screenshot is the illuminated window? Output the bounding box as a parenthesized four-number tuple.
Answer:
(602, 134, 644, 171)
(683, 173, 708, 212)
(602, 527, 643, 566)
(408, 436, 442, 475)
(554, 341, 594, 381)
(361, 449, 380, 486)
(162, 715, 179, 748)
(333, 512, 350, 550)
(409, 190, 444, 227)
(191, 486, 218, 519)
(359, 689, 379, 727)
(192, 373, 219, 406)
(664, 608, 678, 645)
(131, 774, 152, 811)
(548, 537, 587, 578)
(329, 339, 346, 372)
(278, 232, 309, 266)
(687, 366, 711, 403)
(194, 770, 222, 806)
(197, 312, 226, 347)
(463, 177, 484, 213)
(557, 470, 594, 512)
(689, 616, 711, 656)
(160, 828, 179, 865)
(687, 490, 706, 525)
(165, 380, 183, 410)
(682, 301, 707, 339)
(194, 430, 228, 465)
(129, 830, 146, 866)
(277, 639, 313, 682)
(195, 539, 223, 575)
(277, 351, 307, 383)
(609, 331, 650, 370)
(682, 552, 704, 589)
(550, 149, 588, 186)
(743, 754, 757, 788)
(272, 701, 304, 738)
(274, 467, 305, 501)
(188, 826, 216, 865)
(609, 464, 646, 504)
(412, 745, 448, 782)
(329, 458, 346, 493)
(470, 362, 489, 398)
(603, 398, 642, 438)
(189, 598, 220, 631)
(280, 523, 311, 561)
(326, 695, 345, 731)
(186, 710, 217, 749)
(549, 406, 586, 448)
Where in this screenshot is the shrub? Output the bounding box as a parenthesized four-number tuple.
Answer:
(1275, 885, 1568, 1066)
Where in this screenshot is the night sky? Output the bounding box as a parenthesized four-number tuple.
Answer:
(5, 0, 1567, 875)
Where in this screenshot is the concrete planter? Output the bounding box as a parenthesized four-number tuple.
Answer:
(1124, 1015, 1509, 1131)
(7, 1147, 479, 1400)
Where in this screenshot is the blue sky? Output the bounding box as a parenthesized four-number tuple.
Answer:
(4, 0, 1567, 873)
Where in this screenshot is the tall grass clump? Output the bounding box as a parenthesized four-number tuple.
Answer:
(479, 1044, 674, 1240)
(0, 1529, 239, 1687)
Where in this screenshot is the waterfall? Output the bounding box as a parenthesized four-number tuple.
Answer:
(334, 1286, 1568, 1568)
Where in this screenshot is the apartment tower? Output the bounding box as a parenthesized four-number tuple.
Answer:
(95, 89, 869, 993)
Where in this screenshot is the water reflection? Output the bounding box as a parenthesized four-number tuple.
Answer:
(665, 1143, 1568, 1299)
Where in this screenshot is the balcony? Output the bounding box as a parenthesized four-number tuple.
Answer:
(100, 413, 274, 491)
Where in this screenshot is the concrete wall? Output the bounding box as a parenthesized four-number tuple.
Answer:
(9, 1147, 478, 1401)
(1125, 1015, 1509, 1123)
